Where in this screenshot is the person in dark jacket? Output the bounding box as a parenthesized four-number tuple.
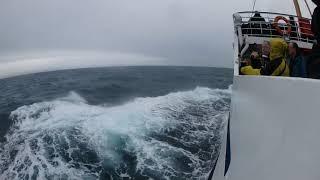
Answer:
(288, 42, 307, 78)
(312, 0, 320, 48)
(249, 12, 266, 23)
(307, 0, 320, 78)
(249, 12, 266, 35)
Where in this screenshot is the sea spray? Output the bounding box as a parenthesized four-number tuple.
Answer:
(0, 87, 230, 179)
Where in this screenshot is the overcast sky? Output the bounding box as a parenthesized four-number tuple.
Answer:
(0, 0, 316, 78)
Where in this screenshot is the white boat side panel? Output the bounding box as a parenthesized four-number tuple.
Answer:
(229, 75, 320, 180)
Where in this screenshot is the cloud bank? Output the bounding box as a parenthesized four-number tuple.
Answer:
(0, 0, 316, 78)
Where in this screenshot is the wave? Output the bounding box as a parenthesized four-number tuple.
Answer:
(0, 87, 231, 180)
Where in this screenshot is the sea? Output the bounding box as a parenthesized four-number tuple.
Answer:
(0, 66, 233, 180)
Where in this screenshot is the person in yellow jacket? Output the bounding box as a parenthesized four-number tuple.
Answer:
(240, 51, 262, 75)
(241, 38, 290, 76)
(240, 65, 261, 75)
(264, 38, 290, 76)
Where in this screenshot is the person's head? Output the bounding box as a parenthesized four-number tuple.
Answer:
(270, 38, 288, 61)
(288, 42, 301, 58)
(250, 51, 261, 69)
(253, 12, 261, 17)
(262, 41, 271, 56)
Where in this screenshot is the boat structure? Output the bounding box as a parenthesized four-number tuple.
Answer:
(210, 0, 320, 180)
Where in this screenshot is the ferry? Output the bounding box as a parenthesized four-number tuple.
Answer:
(210, 0, 320, 179)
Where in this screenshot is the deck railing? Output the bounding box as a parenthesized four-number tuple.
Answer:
(233, 11, 314, 44)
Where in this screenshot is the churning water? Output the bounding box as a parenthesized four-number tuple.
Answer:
(0, 67, 232, 179)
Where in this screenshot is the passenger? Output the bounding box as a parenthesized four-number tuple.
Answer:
(307, 0, 320, 78)
(240, 57, 261, 75)
(261, 41, 271, 66)
(263, 38, 290, 76)
(307, 55, 320, 78)
(249, 12, 266, 23)
(250, 51, 262, 69)
(260, 41, 272, 75)
(249, 12, 266, 35)
(312, 0, 320, 49)
(240, 51, 262, 75)
(288, 42, 307, 78)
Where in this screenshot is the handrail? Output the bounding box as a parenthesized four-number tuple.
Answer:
(234, 11, 311, 20)
(233, 11, 315, 45)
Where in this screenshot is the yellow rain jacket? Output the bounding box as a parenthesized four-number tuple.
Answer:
(240, 66, 261, 75)
(269, 38, 290, 76)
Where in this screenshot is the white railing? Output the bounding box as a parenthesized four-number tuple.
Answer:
(233, 11, 314, 44)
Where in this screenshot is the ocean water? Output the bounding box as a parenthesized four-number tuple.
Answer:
(0, 66, 233, 180)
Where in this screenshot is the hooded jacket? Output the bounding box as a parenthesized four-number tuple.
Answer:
(264, 38, 290, 76)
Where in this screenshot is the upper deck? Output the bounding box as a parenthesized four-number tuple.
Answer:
(232, 11, 314, 75)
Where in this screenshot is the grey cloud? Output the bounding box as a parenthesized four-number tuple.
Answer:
(0, 0, 316, 75)
(0, 51, 167, 79)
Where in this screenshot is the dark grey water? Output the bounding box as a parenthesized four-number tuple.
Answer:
(0, 66, 232, 180)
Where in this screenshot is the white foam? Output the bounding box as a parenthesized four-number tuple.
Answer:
(0, 87, 231, 179)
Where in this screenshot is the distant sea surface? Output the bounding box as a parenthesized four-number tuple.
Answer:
(0, 66, 233, 180)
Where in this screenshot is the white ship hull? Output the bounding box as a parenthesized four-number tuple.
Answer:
(212, 75, 320, 180)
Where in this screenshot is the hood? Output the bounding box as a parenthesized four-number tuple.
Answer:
(270, 38, 288, 61)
